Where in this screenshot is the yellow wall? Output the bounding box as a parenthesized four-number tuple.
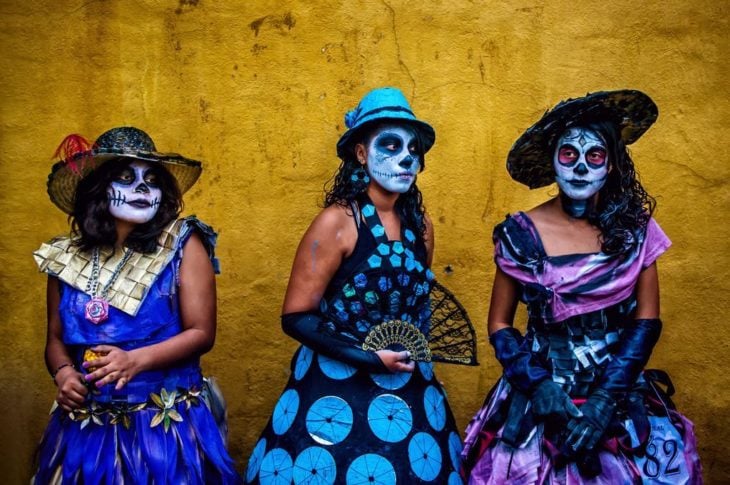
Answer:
(1, 0, 727, 482)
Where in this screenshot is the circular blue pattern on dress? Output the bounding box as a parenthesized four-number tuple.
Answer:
(259, 448, 293, 485)
(408, 432, 442, 481)
(245, 438, 267, 483)
(370, 370, 412, 390)
(294, 346, 313, 381)
(448, 432, 463, 473)
(318, 354, 357, 380)
(272, 389, 299, 435)
(346, 454, 396, 485)
(306, 396, 353, 445)
(419, 361, 434, 381)
(424, 385, 447, 431)
(293, 446, 337, 484)
(448, 471, 464, 485)
(367, 394, 413, 443)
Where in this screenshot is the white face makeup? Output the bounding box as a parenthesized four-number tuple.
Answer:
(107, 161, 162, 224)
(553, 127, 609, 201)
(364, 124, 420, 193)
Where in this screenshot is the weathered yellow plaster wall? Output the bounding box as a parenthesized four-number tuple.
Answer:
(1, 0, 727, 482)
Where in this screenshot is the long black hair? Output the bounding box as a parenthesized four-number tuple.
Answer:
(71, 158, 182, 253)
(324, 123, 428, 242)
(581, 120, 656, 255)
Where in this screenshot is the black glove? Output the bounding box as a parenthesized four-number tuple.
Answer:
(492, 327, 579, 446)
(598, 318, 662, 393)
(490, 327, 550, 393)
(281, 311, 388, 373)
(565, 388, 617, 453)
(565, 318, 662, 455)
(531, 379, 582, 422)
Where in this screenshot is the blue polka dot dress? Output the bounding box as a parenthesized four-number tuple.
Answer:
(245, 198, 463, 484)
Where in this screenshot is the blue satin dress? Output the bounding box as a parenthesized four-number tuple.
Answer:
(33, 218, 240, 484)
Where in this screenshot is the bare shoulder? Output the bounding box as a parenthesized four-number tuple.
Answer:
(302, 203, 358, 256)
(308, 204, 355, 236)
(180, 232, 214, 272)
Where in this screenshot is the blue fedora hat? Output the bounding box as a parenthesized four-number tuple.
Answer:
(336, 87, 435, 160)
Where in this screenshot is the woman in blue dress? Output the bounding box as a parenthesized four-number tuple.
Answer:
(244, 87, 464, 484)
(33, 127, 239, 484)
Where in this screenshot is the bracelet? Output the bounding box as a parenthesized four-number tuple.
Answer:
(51, 363, 75, 381)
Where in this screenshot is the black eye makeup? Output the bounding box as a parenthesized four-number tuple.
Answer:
(375, 134, 403, 153)
(143, 169, 160, 187)
(114, 168, 135, 185)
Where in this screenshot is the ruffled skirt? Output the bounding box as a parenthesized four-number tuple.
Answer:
(33, 380, 240, 485)
(462, 377, 703, 484)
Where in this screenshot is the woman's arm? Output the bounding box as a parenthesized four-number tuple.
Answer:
(45, 276, 88, 410)
(282, 205, 414, 373)
(282, 205, 354, 313)
(635, 262, 660, 318)
(84, 233, 217, 389)
(488, 266, 580, 434)
(565, 263, 663, 453)
(487, 267, 520, 335)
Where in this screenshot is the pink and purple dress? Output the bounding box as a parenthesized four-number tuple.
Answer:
(462, 212, 702, 484)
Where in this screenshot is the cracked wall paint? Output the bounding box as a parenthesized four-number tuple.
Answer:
(0, 0, 727, 482)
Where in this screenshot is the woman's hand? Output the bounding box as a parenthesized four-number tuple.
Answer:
(83, 345, 141, 390)
(375, 350, 415, 373)
(531, 379, 582, 422)
(54, 366, 88, 411)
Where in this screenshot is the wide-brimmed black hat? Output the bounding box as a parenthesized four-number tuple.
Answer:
(47, 126, 202, 213)
(507, 90, 658, 189)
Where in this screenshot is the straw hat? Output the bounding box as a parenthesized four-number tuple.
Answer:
(507, 90, 658, 188)
(47, 126, 202, 213)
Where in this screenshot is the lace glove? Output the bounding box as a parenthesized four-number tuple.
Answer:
(281, 311, 388, 373)
(565, 318, 662, 455)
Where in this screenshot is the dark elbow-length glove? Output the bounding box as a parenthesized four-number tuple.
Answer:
(566, 318, 663, 454)
(491, 327, 581, 426)
(281, 311, 388, 373)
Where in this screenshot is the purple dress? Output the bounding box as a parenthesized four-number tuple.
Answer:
(462, 213, 702, 484)
(33, 217, 240, 484)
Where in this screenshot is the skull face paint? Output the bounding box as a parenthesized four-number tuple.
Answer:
(365, 124, 420, 194)
(554, 127, 609, 201)
(107, 161, 162, 224)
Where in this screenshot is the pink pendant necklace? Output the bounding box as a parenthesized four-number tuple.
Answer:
(84, 247, 134, 324)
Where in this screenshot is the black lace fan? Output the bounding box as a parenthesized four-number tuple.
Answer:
(360, 280, 479, 366)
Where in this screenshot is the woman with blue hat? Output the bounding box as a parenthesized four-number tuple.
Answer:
(244, 87, 466, 484)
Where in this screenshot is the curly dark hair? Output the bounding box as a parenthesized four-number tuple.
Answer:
(71, 158, 182, 253)
(577, 120, 656, 255)
(324, 123, 428, 242)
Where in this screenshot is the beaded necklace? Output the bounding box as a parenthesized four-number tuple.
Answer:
(84, 246, 134, 324)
